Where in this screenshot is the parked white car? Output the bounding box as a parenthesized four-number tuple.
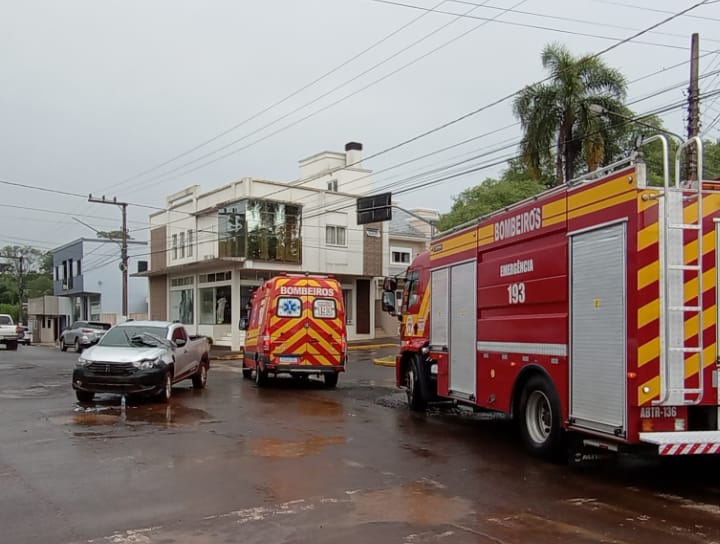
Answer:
(60, 321, 111, 352)
(0, 314, 20, 351)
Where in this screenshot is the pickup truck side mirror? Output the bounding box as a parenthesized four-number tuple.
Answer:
(174, 338, 187, 347)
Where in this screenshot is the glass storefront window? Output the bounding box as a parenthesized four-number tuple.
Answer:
(170, 289, 194, 324)
(199, 285, 232, 325)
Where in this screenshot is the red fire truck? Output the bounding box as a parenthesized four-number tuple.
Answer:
(383, 137, 720, 458)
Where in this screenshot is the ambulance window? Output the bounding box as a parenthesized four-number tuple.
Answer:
(277, 297, 302, 318)
(313, 298, 337, 319)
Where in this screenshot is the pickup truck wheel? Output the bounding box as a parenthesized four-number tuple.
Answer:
(192, 363, 208, 389)
(158, 371, 173, 403)
(74, 339, 82, 353)
(6, 340, 18, 351)
(76, 390, 94, 403)
(324, 372, 339, 388)
(60, 338, 68, 352)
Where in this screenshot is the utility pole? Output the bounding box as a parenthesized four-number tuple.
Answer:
(88, 195, 129, 319)
(688, 32, 700, 181)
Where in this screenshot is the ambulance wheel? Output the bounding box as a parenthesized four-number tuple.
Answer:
(518, 374, 563, 459)
(324, 372, 339, 389)
(405, 356, 428, 412)
(254, 363, 267, 387)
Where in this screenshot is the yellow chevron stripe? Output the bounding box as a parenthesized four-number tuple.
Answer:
(638, 261, 659, 290)
(638, 337, 659, 367)
(638, 299, 660, 330)
(477, 225, 494, 246)
(638, 223, 659, 252)
(568, 175, 634, 211)
(638, 376, 660, 405)
(568, 190, 635, 220)
(431, 230, 477, 260)
(542, 198, 567, 227)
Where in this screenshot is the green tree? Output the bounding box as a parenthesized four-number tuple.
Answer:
(513, 43, 627, 185)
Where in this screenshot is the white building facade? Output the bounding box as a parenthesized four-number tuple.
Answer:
(141, 142, 388, 349)
(52, 238, 149, 326)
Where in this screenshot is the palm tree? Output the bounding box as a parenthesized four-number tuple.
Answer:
(513, 43, 627, 185)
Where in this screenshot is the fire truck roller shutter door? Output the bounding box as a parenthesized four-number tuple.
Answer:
(569, 222, 627, 436)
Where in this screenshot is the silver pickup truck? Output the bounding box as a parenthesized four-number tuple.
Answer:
(71, 320, 211, 403)
(0, 314, 20, 351)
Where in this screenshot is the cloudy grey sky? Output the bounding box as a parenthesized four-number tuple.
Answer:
(1, 0, 719, 255)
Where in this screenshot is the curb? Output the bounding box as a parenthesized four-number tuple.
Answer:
(349, 343, 399, 351)
(373, 357, 396, 367)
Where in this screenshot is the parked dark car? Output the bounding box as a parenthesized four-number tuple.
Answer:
(60, 321, 112, 352)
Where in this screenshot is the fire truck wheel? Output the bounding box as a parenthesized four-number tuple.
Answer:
(519, 375, 563, 458)
(406, 356, 428, 412)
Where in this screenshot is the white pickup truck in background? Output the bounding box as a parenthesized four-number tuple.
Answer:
(0, 314, 20, 351)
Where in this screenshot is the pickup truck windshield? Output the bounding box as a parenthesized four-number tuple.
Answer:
(99, 326, 169, 347)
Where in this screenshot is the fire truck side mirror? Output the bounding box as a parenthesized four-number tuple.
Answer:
(381, 291, 397, 316)
(383, 277, 397, 292)
(238, 318, 248, 330)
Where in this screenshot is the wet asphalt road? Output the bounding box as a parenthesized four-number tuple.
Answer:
(2, 346, 720, 544)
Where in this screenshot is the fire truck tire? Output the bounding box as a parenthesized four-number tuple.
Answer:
(406, 356, 429, 412)
(518, 374, 563, 458)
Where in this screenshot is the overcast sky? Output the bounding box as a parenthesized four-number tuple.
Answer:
(1, 0, 719, 256)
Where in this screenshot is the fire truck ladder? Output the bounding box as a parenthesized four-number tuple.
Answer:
(658, 137, 705, 406)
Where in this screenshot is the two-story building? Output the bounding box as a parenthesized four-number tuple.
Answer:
(140, 142, 388, 349)
(52, 238, 149, 325)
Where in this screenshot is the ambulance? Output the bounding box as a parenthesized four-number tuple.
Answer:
(242, 274, 347, 387)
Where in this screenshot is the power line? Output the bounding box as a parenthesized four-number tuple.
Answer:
(587, 0, 720, 23)
(367, 0, 707, 51)
(98, 0, 449, 193)
(117, 0, 527, 193)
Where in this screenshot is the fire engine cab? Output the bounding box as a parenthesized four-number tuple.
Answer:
(383, 136, 720, 458)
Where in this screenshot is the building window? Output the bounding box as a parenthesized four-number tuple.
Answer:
(391, 250, 411, 264)
(199, 285, 231, 325)
(187, 230, 194, 257)
(198, 271, 231, 283)
(327, 179, 338, 192)
(170, 289, 194, 324)
(170, 276, 194, 287)
(172, 234, 178, 260)
(218, 199, 302, 263)
(179, 232, 185, 259)
(326, 225, 347, 246)
(75, 259, 82, 276)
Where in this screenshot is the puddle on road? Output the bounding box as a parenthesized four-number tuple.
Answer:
(249, 436, 346, 458)
(296, 397, 344, 420)
(50, 402, 210, 430)
(351, 480, 472, 525)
